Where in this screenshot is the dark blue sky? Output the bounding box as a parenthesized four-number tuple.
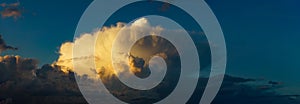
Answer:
(0, 0, 92, 64)
(208, 0, 300, 94)
(1, 0, 300, 94)
(206, 0, 300, 88)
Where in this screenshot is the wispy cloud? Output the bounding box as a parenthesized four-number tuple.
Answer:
(0, 1, 22, 19)
(0, 35, 18, 53)
(0, 2, 20, 7)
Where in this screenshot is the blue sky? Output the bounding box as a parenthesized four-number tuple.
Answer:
(206, 0, 300, 86)
(208, 0, 300, 93)
(1, 0, 300, 94)
(0, 0, 92, 64)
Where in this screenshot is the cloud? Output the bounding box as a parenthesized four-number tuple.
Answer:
(0, 18, 299, 103)
(0, 55, 87, 103)
(53, 18, 168, 79)
(1, 57, 299, 104)
(0, 2, 20, 7)
(53, 19, 189, 104)
(54, 17, 195, 81)
(0, 35, 18, 54)
(0, 55, 38, 83)
(52, 18, 183, 103)
(0, 35, 85, 103)
(128, 54, 145, 73)
(0, 2, 22, 19)
(160, 0, 171, 12)
(211, 75, 300, 104)
(1, 7, 22, 19)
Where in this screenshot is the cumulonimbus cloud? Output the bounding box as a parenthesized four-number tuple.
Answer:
(54, 18, 169, 78)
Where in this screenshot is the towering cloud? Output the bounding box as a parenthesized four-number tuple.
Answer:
(54, 18, 168, 79)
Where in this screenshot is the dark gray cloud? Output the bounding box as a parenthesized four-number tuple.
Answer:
(1, 55, 299, 104)
(0, 36, 85, 104)
(0, 57, 87, 104)
(210, 75, 300, 104)
(0, 35, 18, 53)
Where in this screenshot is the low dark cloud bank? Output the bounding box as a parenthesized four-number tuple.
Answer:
(0, 56, 86, 104)
(212, 75, 300, 104)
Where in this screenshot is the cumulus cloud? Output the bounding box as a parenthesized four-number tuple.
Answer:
(0, 35, 86, 103)
(0, 55, 87, 103)
(54, 18, 169, 79)
(54, 17, 197, 82)
(0, 1, 22, 19)
(52, 18, 185, 103)
(0, 55, 37, 82)
(128, 54, 145, 73)
(53, 20, 189, 103)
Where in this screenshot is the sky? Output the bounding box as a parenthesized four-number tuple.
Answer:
(0, 0, 92, 64)
(206, 0, 300, 87)
(1, 0, 300, 103)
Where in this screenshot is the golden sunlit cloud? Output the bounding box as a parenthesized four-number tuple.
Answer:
(54, 18, 168, 80)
